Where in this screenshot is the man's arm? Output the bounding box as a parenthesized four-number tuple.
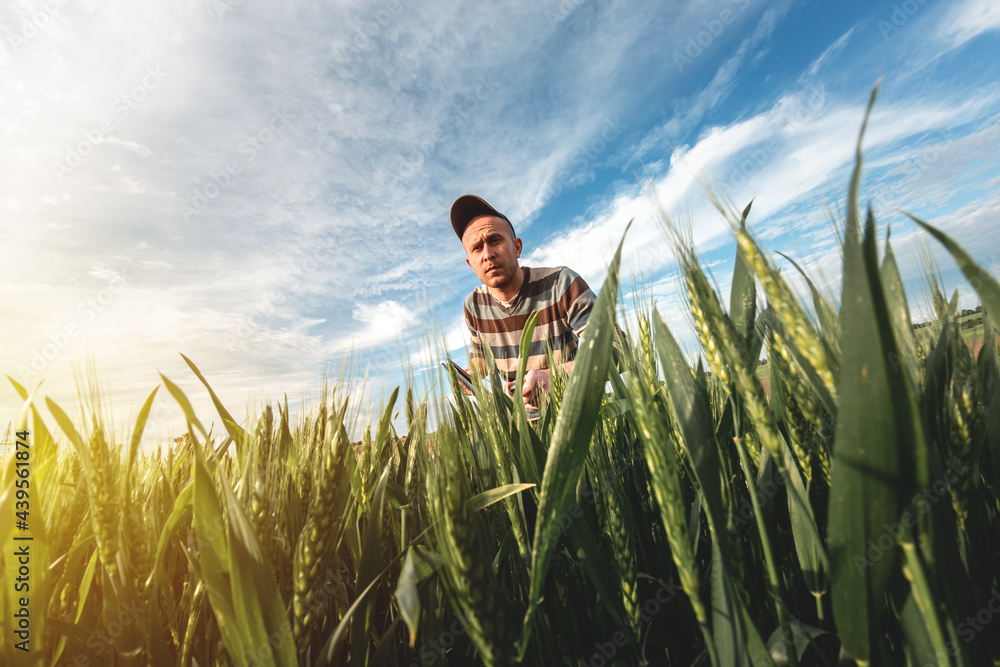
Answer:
(463, 298, 489, 393)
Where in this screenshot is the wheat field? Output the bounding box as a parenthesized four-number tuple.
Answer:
(2, 89, 999, 667)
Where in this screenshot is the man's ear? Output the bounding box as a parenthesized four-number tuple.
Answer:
(514, 237, 522, 257)
(465, 257, 472, 268)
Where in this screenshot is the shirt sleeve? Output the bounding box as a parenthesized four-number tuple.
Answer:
(464, 298, 484, 360)
(557, 267, 597, 339)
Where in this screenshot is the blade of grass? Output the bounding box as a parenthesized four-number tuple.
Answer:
(520, 223, 629, 657)
(653, 308, 752, 666)
(879, 228, 922, 392)
(468, 483, 536, 512)
(192, 435, 250, 666)
(828, 83, 927, 665)
(218, 467, 298, 667)
(182, 353, 249, 465)
(350, 464, 391, 665)
(907, 214, 1000, 319)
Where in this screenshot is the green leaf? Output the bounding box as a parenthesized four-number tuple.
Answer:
(980, 310, 1000, 484)
(374, 386, 400, 451)
(564, 508, 628, 632)
(151, 481, 194, 583)
(123, 387, 159, 505)
(468, 483, 536, 512)
(514, 310, 541, 418)
(709, 537, 751, 667)
(192, 437, 249, 666)
(828, 84, 926, 663)
(828, 203, 902, 662)
(351, 464, 391, 665)
(782, 438, 826, 596)
(217, 466, 298, 667)
(158, 372, 208, 438)
(598, 398, 630, 420)
(651, 310, 728, 540)
(395, 546, 443, 646)
(182, 353, 249, 462)
(520, 223, 629, 656)
(316, 531, 420, 667)
(879, 229, 923, 393)
(907, 213, 1000, 327)
(45, 397, 93, 474)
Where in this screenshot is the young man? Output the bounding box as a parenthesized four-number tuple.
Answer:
(451, 194, 597, 409)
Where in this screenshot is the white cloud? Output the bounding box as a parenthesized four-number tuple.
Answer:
(938, 0, 1000, 48)
(4, 0, 999, 445)
(803, 26, 856, 79)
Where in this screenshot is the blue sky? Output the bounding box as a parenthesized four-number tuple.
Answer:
(3, 0, 999, 444)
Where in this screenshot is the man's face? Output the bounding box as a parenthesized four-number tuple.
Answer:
(462, 215, 522, 289)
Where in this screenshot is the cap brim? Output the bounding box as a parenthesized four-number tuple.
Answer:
(450, 194, 507, 239)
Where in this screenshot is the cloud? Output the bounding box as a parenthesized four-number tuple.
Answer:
(334, 300, 418, 352)
(634, 2, 789, 157)
(5, 0, 999, 445)
(803, 26, 856, 79)
(938, 0, 1000, 48)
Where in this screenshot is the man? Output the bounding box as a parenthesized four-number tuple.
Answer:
(451, 194, 597, 409)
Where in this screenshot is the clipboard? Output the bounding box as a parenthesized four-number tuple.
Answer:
(443, 360, 540, 421)
(442, 360, 476, 394)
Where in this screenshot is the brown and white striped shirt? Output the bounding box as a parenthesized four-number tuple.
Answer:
(464, 265, 597, 381)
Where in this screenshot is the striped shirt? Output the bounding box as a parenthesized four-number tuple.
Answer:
(464, 265, 597, 381)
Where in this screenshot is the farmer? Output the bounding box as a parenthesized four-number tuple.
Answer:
(451, 194, 597, 409)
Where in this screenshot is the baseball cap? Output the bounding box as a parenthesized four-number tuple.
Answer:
(450, 194, 516, 240)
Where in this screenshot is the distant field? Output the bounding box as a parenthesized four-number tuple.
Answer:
(756, 311, 987, 383)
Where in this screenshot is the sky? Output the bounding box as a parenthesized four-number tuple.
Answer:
(3, 0, 999, 447)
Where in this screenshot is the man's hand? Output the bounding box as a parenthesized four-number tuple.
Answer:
(460, 367, 475, 395)
(521, 369, 550, 409)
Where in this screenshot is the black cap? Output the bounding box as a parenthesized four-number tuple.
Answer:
(450, 194, 515, 240)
